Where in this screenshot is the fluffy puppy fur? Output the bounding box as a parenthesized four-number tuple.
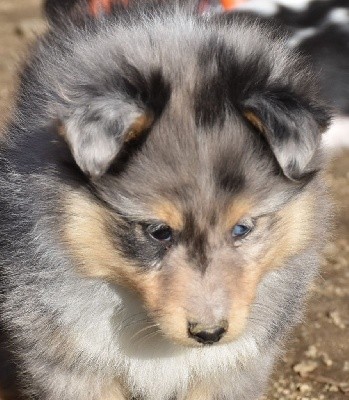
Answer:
(0, 1, 331, 399)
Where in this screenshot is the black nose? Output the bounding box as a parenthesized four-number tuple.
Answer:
(188, 321, 228, 345)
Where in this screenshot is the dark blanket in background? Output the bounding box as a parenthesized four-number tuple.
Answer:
(233, 0, 349, 115)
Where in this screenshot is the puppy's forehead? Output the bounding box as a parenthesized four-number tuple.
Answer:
(108, 116, 270, 224)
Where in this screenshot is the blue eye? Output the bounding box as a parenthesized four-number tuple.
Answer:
(232, 224, 251, 238)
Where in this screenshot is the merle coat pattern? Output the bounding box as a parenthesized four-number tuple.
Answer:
(0, 1, 331, 399)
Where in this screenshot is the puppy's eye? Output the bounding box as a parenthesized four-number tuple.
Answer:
(147, 224, 173, 243)
(232, 224, 252, 238)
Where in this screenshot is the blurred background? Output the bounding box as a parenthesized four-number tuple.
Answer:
(0, 1, 348, 399)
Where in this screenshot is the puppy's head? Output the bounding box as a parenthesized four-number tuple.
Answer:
(39, 3, 330, 346)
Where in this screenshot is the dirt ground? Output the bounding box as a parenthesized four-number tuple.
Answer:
(0, 1, 348, 399)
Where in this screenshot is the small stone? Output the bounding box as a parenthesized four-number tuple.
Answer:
(343, 361, 349, 371)
(324, 383, 340, 392)
(328, 310, 346, 329)
(329, 384, 339, 392)
(305, 345, 318, 359)
(293, 361, 319, 376)
(297, 383, 311, 393)
(320, 352, 333, 367)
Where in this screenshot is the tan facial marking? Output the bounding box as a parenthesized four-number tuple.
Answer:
(63, 191, 164, 296)
(64, 192, 117, 277)
(152, 200, 184, 230)
(124, 112, 154, 143)
(63, 192, 134, 282)
(223, 266, 260, 342)
(262, 190, 315, 271)
(222, 197, 252, 230)
(243, 110, 267, 135)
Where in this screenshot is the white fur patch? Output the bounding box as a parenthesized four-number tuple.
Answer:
(123, 334, 261, 399)
(322, 116, 349, 151)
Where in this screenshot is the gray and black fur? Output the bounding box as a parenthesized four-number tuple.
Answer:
(0, 1, 331, 399)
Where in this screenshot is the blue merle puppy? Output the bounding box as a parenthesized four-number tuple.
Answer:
(0, 0, 331, 399)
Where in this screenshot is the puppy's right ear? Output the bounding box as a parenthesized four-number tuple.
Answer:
(59, 97, 153, 179)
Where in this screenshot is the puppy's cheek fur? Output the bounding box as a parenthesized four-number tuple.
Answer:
(62, 192, 189, 343)
(222, 192, 316, 343)
(63, 192, 140, 286)
(261, 191, 315, 271)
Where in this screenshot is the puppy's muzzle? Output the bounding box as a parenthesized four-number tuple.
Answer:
(188, 321, 228, 345)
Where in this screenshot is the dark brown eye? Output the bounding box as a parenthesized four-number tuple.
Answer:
(147, 224, 173, 243)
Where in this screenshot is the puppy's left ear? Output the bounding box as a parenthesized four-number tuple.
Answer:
(242, 89, 330, 181)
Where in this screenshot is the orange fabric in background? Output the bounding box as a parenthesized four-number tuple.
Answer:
(220, 0, 247, 10)
(89, 0, 111, 16)
(88, 0, 247, 16)
(89, 0, 129, 16)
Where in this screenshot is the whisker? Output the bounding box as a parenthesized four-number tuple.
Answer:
(119, 311, 148, 326)
(134, 328, 162, 347)
(130, 323, 161, 343)
(122, 317, 150, 330)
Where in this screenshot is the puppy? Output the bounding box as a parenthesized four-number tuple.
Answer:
(0, 0, 331, 399)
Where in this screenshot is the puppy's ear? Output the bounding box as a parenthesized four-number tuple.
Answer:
(242, 89, 330, 181)
(59, 98, 153, 179)
(58, 67, 169, 178)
